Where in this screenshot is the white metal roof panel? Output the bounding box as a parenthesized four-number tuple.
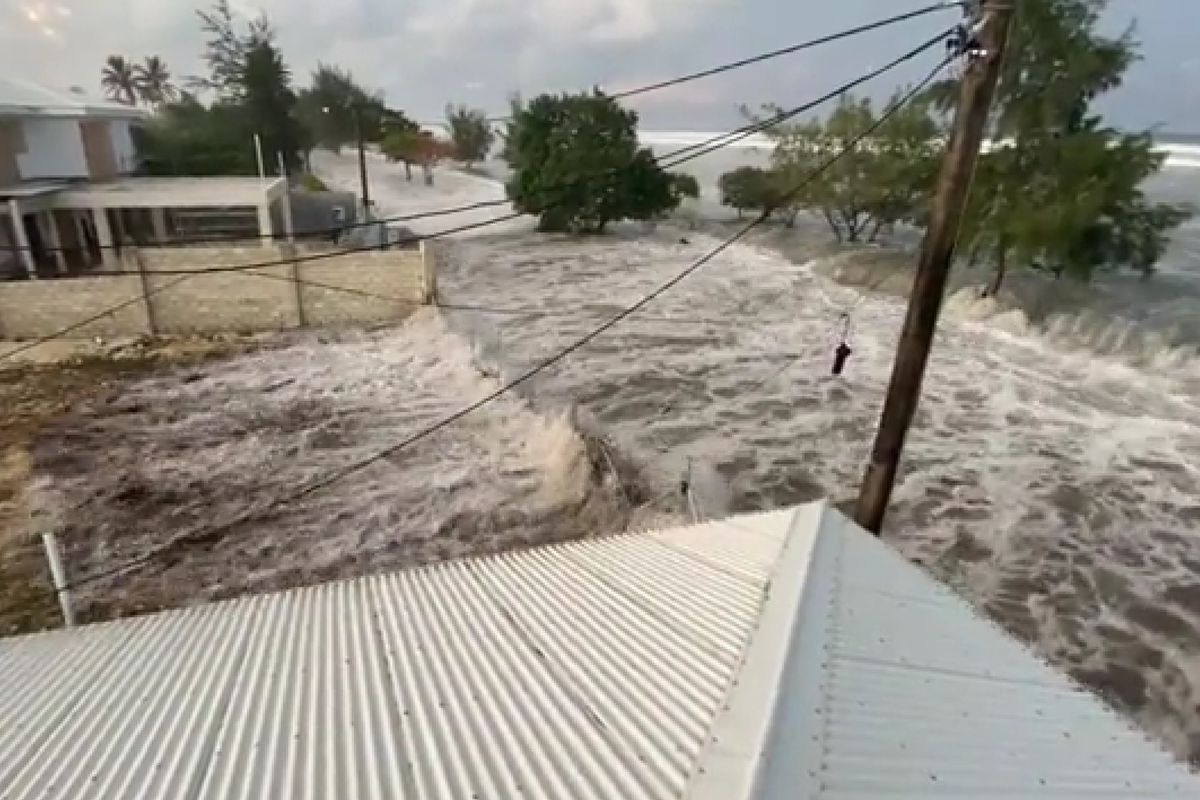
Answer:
(0, 511, 793, 800)
(1, 503, 1196, 799)
(693, 507, 1200, 799)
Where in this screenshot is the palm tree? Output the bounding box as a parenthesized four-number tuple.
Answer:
(133, 56, 179, 107)
(100, 55, 137, 105)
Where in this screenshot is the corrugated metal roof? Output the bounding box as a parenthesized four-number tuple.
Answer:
(693, 507, 1200, 799)
(1, 502, 1196, 799)
(0, 509, 792, 800)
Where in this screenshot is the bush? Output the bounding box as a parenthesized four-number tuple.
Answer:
(719, 167, 772, 217)
(505, 91, 679, 233)
(670, 173, 700, 201)
(445, 105, 494, 166)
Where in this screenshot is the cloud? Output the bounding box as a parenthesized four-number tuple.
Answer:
(0, 0, 1193, 131)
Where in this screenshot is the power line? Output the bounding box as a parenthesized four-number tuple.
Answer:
(62, 50, 954, 594)
(657, 27, 954, 170)
(485, 1, 963, 119)
(6, 2, 964, 257)
(611, 2, 963, 101)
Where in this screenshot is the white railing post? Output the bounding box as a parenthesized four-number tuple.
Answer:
(40, 531, 76, 628)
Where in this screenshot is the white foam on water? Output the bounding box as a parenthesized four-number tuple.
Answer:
(32, 310, 620, 619)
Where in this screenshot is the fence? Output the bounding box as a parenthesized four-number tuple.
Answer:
(0, 241, 439, 340)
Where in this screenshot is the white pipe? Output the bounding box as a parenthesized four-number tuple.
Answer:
(40, 531, 76, 627)
(253, 133, 265, 181)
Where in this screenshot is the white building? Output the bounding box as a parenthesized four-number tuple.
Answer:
(1, 502, 1196, 798)
(0, 77, 293, 279)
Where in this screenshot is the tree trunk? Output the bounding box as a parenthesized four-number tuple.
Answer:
(866, 217, 884, 244)
(985, 245, 1008, 297)
(841, 209, 860, 243)
(821, 208, 842, 243)
(404, 161, 413, 181)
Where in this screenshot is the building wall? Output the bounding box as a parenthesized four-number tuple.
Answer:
(80, 120, 118, 181)
(109, 119, 138, 174)
(0, 243, 437, 339)
(0, 274, 149, 338)
(0, 119, 21, 185)
(15, 118, 88, 180)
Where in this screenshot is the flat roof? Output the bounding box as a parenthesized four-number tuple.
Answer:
(52, 176, 286, 209)
(0, 76, 148, 120)
(0, 181, 71, 201)
(0, 503, 1195, 798)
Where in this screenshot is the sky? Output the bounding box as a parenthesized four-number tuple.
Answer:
(2, 0, 1198, 133)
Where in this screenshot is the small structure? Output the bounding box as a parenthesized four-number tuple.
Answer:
(0, 78, 294, 279)
(1, 501, 1195, 797)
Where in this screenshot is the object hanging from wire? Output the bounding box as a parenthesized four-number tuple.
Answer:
(832, 313, 854, 376)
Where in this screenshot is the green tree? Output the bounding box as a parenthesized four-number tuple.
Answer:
(191, 0, 273, 99)
(137, 95, 258, 176)
(240, 39, 304, 172)
(944, 0, 1190, 293)
(138, 4, 304, 176)
(499, 93, 524, 165)
(506, 91, 678, 233)
(100, 55, 137, 105)
(445, 105, 494, 166)
(133, 56, 179, 106)
(295, 64, 394, 153)
(380, 121, 425, 182)
(762, 91, 939, 241)
(719, 167, 768, 218)
(670, 173, 700, 202)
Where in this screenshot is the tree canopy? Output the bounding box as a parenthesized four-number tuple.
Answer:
(138, 2, 305, 175)
(755, 91, 940, 240)
(445, 105, 494, 166)
(138, 95, 257, 176)
(505, 92, 678, 233)
(191, 0, 273, 99)
(100, 56, 137, 105)
(295, 64, 401, 153)
(133, 57, 179, 106)
(670, 173, 701, 203)
(946, 0, 1191, 292)
(718, 166, 787, 220)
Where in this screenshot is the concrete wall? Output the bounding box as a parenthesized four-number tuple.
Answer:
(0, 274, 149, 338)
(287, 190, 357, 236)
(16, 118, 88, 180)
(0, 242, 438, 340)
(109, 119, 138, 174)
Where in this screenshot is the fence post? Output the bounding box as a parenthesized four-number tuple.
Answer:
(285, 243, 306, 327)
(133, 246, 159, 335)
(40, 531, 76, 628)
(419, 240, 439, 305)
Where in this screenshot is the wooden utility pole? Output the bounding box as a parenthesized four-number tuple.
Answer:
(855, 2, 1014, 534)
